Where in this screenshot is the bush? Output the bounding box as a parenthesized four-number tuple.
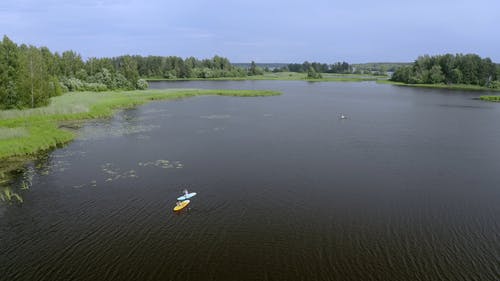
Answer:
(62, 77, 84, 91)
(59, 82, 69, 93)
(90, 68, 113, 88)
(48, 76, 63, 97)
(163, 71, 177, 79)
(60, 77, 108, 92)
(112, 73, 132, 89)
(307, 67, 322, 79)
(136, 79, 149, 90)
(487, 80, 500, 89)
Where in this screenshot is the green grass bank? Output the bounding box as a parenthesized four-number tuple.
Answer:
(479, 95, 500, 102)
(0, 89, 281, 160)
(377, 80, 500, 92)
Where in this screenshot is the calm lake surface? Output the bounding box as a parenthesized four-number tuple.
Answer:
(1, 81, 499, 281)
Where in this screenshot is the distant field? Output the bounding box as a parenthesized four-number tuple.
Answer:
(352, 62, 411, 72)
(147, 72, 388, 82)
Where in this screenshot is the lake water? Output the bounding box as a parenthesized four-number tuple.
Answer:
(1, 81, 499, 281)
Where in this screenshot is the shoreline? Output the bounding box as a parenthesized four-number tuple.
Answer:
(377, 80, 500, 93)
(0, 89, 281, 164)
(145, 72, 387, 83)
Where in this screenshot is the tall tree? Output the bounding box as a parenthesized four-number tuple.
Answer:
(0, 35, 20, 109)
(429, 65, 444, 84)
(18, 45, 50, 107)
(248, 61, 263, 75)
(60, 50, 84, 77)
(118, 55, 139, 86)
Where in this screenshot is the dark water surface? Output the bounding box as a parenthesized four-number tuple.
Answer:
(1, 81, 499, 281)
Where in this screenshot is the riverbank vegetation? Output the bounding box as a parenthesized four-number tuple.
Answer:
(0, 89, 280, 160)
(390, 54, 500, 90)
(479, 95, 500, 102)
(378, 79, 500, 92)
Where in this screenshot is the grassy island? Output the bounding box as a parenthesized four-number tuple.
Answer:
(479, 95, 500, 102)
(0, 89, 281, 161)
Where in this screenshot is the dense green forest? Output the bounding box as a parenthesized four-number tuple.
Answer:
(391, 54, 500, 88)
(134, 56, 247, 78)
(0, 35, 248, 109)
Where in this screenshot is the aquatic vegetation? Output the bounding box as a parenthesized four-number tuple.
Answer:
(58, 158, 179, 190)
(32, 155, 71, 176)
(101, 163, 138, 183)
(20, 181, 29, 190)
(200, 114, 231, 119)
(0, 89, 275, 192)
(20, 166, 34, 190)
(73, 180, 97, 189)
(0, 149, 77, 201)
(80, 123, 159, 140)
(51, 150, 87, 159)
(0, 186, 23, 203)
(135, 134, 151, 140)
(0, 160, 30, 195)
(479, 95, 500, 102)
(138, 159, 182, 169)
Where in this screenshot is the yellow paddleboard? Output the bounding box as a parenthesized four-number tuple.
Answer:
(173, 200, 190, 211)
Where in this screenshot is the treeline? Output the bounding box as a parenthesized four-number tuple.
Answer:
(391, 54, 500, 88)
(0, 35, 150, 109)
(273, 61, 352, 74)
(134, 55, 247, 78)
(0, 35, 250, 109)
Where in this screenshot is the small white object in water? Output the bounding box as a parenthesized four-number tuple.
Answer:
(339, 113, 347, 119)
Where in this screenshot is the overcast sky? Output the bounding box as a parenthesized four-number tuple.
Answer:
(0, 0, 498, 63)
